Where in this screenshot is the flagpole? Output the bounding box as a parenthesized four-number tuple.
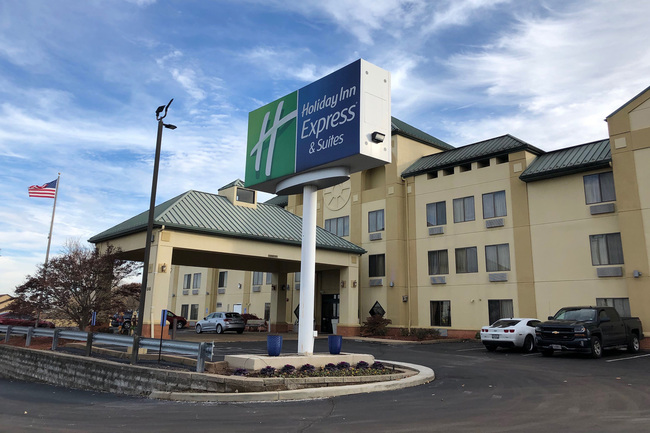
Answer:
(36, 173, 60, 328)
(44, 173, 61, 264)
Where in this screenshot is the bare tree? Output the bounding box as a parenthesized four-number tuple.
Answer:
(14, 241, 138, 329)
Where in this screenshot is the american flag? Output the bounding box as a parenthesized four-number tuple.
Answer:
(28, 179, 58, 198)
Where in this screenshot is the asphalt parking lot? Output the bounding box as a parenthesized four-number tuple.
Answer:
(2, 336, 650, 432)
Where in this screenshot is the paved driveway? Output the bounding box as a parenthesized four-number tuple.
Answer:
(2, 338, 650, 432)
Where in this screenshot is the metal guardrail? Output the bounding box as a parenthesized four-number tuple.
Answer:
(0, 325, 213, 372)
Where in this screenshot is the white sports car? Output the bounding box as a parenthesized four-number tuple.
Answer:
(480, 318, 541, 353)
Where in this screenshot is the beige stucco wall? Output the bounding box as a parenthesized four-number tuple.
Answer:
(527, 171, 626, 318)
(635, 148, 650, 279)
(608, 87, 650, 332)
(171, 265, 209, 321)
(411, 157, 520, 329)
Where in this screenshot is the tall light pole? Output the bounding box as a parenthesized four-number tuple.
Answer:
(132, 99, 176, 363)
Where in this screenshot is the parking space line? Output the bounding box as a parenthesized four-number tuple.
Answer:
(456, 347, 486, 352)
(606, 353, 650, 363)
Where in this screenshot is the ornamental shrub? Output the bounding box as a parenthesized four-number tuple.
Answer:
(299, 364, 316, 373)
(280, 364, 296, 374)
(371, 361, 384, 370)
(260, 366, 276, 377)
(356, 361, 369, 369)
(324, 363, 337, 371)
(336, 361, 350, 370)
(361, 315, 392, 336)
(233, 368, 248, 376)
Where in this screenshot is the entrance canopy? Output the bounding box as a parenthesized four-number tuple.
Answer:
(88, 187, 364, 337)
(89, 188, 364, 270)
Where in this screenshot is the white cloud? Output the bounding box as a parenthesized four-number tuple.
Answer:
(393, 0, 650, 149)
(422, 0, 512, 34)
(123, 0, 157, 6)
(171, 68, 207, 101)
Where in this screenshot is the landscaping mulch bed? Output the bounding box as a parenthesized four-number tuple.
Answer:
(0, 336, 63, 350)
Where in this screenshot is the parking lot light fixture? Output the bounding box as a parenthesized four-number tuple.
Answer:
(133, 99, 175, 352)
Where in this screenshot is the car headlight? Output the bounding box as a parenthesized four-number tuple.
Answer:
(574, 326, 585, 333)
(535, 326, 541, 333)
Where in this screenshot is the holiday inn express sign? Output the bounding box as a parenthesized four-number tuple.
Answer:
(245, 59, 391, 194)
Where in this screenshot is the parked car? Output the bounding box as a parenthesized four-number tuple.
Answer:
(165, 311, 187, 329)
(480, 318, 541, 353)
(195, 312, 245, 334)
(535, 306, 643, 358)
(0, 312, 55, 328)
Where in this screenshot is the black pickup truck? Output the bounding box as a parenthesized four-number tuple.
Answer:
(535, 306, 643, 358)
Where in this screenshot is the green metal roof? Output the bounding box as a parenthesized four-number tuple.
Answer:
(264, 195, 288, 207)
(88, 190, 365, 254)
(391, 117, 454, 151)
(218, 179, 245, 191)
(519, 139, 611, 182)
(402, 134, 543, 178)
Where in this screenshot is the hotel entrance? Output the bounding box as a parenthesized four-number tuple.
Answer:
(320, 294, 340, 334)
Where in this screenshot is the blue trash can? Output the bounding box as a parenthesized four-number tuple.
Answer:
(267, 335, 283, 356)
(328, 335, 343, 355)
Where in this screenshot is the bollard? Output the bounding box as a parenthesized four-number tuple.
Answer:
(4, 326, 12, 343)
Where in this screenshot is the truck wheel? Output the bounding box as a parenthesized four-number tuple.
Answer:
(484, 344, 497, 352)
(590, 336, 603, 359)
(522, 335, 535, 353)
(541, 349, 554, 357)
(628, 334, 640, 353)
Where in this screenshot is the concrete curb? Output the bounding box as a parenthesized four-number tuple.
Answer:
(149, 360, 434, 403)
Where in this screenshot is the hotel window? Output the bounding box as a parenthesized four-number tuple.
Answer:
(427, 250, 449, 275)
(190, 304, 199, 321)
(369, 254, 386, 277)
(483, 190, 507, 219)
(426, 201, 447, 226)
(368, 210, 385, 232)
(589, 233, 624, 265)
(453, 196, 475, 223)
(488, 299, 514, 325)
(266, 272, 273, 285)
(183, 274, 191, 290)
(596, 298, 631, 317)
(455, 247, 478, 273)
(430, 301, 451, 326)
(325, 216, 350, 237)
(218, 271, 227, 288)
(253, 271, 264, 285)
(294, 272, 301, 283)
(192, 273, 201, 289)
(236, 187, 255, 204)
(485, 244, 510, 272)
(180, 304, 189, 319)
(584, 172, 616, 204)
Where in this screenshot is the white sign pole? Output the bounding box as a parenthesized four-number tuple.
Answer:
(298, 184, 317, 355)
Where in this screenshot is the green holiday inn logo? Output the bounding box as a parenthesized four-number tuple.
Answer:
(245, 91, 298, 186)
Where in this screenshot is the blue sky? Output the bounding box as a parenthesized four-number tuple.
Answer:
(2, 0, 650, 295)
